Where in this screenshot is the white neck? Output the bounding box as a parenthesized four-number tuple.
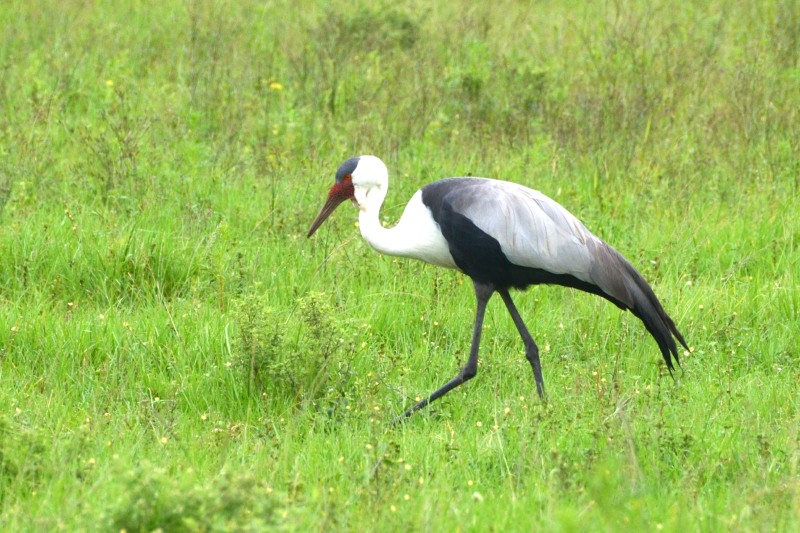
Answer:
(357, 184, 407, 256)
(356, 186, 457, 269)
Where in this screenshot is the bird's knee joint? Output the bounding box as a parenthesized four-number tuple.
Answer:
(524, 342, 539, 358)
(459, 366, 478, 381)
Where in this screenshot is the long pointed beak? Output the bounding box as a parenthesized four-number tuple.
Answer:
(307, 194, 347, 237)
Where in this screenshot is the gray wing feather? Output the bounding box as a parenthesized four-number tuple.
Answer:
(450, 179, 600, 284)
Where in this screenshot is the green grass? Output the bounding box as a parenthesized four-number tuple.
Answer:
(1, 0, 799, 530)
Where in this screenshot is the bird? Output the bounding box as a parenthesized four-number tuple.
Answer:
(307, 155, 688, 421)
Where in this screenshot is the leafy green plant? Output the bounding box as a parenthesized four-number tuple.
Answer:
(231, 291, 286, 396)
(231, 291, 353, 409)
(106, 465, 280, 532)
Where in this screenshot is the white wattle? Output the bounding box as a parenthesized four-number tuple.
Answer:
(358, 190, 458, 270)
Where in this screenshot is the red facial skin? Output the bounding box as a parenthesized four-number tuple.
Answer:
(307, 175, 355, 237)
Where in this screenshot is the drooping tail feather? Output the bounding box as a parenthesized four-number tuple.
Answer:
(591, 243, 689, 373)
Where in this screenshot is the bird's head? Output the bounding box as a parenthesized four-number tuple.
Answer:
(307, 155, 388, 237)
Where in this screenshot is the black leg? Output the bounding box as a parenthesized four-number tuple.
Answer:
(394, 281, 494, 424)
(498, 289, 546, 400)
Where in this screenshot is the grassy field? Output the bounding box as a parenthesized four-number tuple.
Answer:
(1, 0, 798, 530)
